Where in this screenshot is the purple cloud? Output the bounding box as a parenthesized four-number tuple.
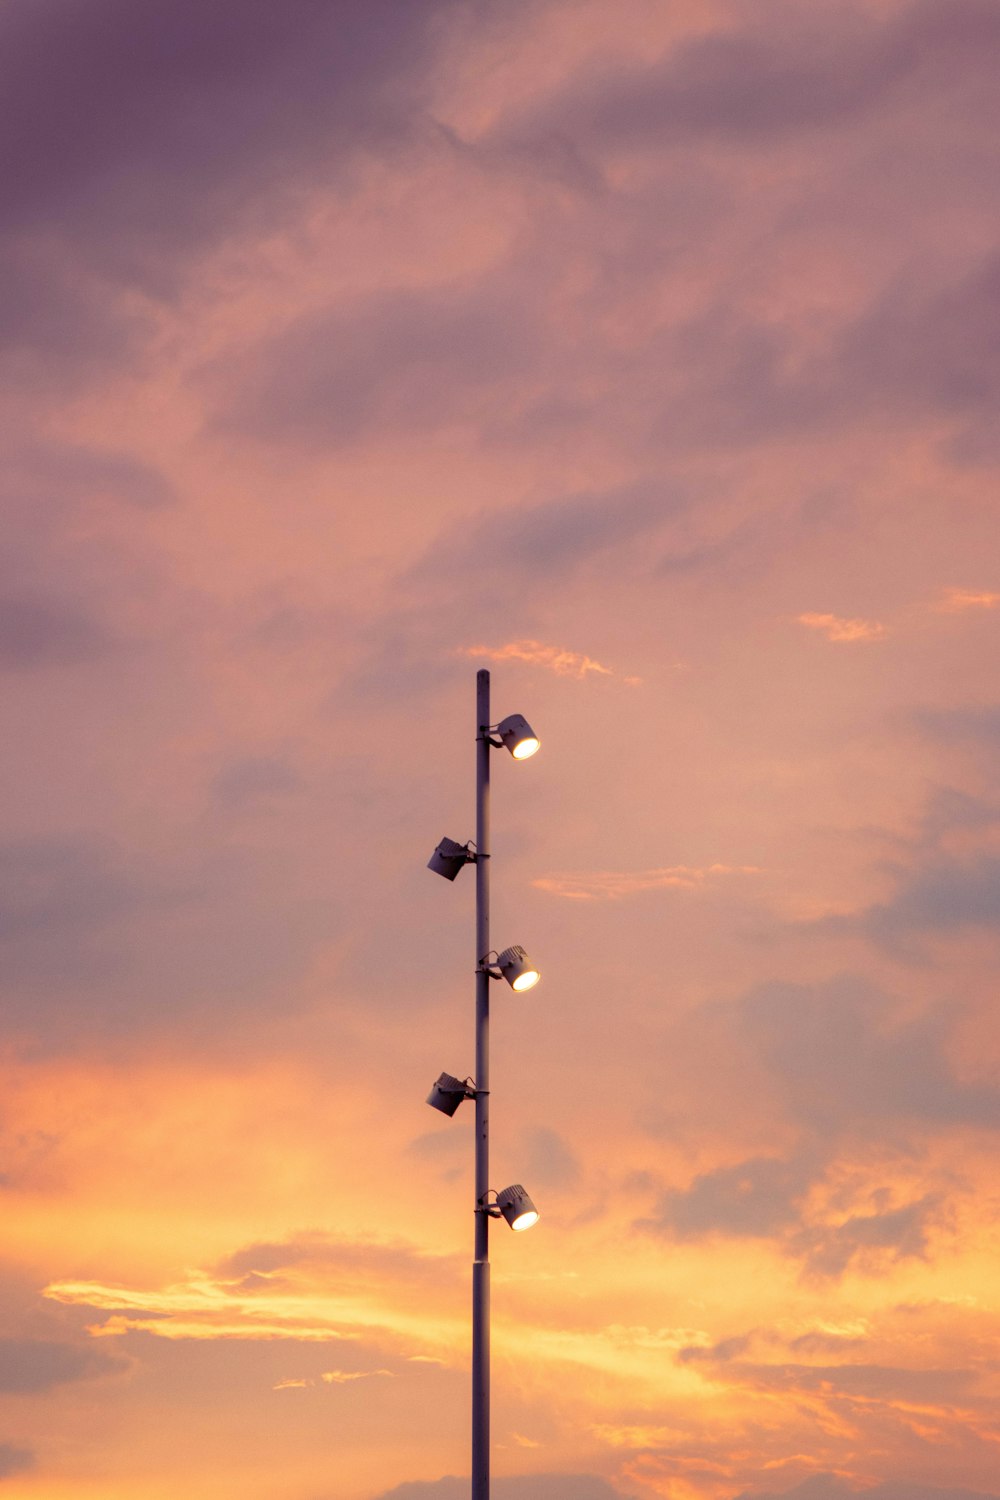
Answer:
(725, 976, 1000, 1132)
(494, 0, 1000, 150)
(0, 1337, 122, 1393)
(0, 596, 113, 671)
(735, 1477, 1000, 1500)
(0, 1444, 34, 1479)
(214, 281, 542, 448)
(373, 1477, 622, 1500)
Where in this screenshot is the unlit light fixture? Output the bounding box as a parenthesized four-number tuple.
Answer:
(428, 836, 476, 881)
(427, 1071, 475, 1117)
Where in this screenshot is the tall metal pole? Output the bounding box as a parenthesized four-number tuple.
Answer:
(472, 668, 491, 1500)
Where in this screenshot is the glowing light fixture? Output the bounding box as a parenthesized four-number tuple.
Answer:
(495, 713, 540, 760)
(495, 945, 540, 991)
(496, 1184, 539, 1232)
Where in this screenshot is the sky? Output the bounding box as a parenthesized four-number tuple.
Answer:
(2, 1, 1000, 1497)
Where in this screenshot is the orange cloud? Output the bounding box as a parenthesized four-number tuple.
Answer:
(797, 612, 887, 642)
(276, 1369, 393, 1390)
(934, 587, 1000, 612)
(459, 639, 615, 679)
(533, 865, 761, 900)
(44, 1262, 463, 1356)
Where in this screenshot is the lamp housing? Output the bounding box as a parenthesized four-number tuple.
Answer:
(427, 837, 475, 881)
(426, 1071, 473, 1117)
(495, 713, 539, 760)
(496, 1184, 539, 1231)
(496, 945, 540, 991)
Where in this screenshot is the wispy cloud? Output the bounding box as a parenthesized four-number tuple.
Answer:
(275, 1369, 394, 1390)
(459, 640, 616, 679)
(934, 587, 1000, 613)
(797, 612, 887, 643)
(43, 1266, 462, 1354)
(533, 865, 761, 901)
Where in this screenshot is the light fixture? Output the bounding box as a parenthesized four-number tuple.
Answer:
(495, 945, 540, 991)
(427, 1071, 475, 1117)
(427, 836, 476, 881)
(495, 713, 540, 760)
(496, 1184, 539, 1231)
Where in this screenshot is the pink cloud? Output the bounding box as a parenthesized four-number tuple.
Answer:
(533, 865, 762, 901)
(934, 587, 1000, 612)
(797, 612, 887, 642)
(459, 639, 615, 679)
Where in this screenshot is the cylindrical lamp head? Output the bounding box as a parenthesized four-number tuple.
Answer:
(426, 1071, 471, 1117)
(496, 713, 540, 760)
(496, 945, 540, 991)
(497, 1183, 539, 1231)
(427, 837, 473, 881)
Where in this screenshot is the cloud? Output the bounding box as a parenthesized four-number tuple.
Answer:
(210, 756, 303, 810)
(0, 836, 148, 971)
(45, 1233, 465, 1352)
(215, 1233, 460, 1290)
(273, 1368, 393, 1391)
(533, 865, 761, 900)
(44, 1272, 367, 1344)
(346, 479, 679, 703)
(722, 975, 1000, 1133)
(643, 1149, 945, 1279)
(344, 478, 679, 705)
(911, 706, 1000, 754)
(0, 1337, 122, 1393)
(521, 1126, 582, 1190)
(840, 854, 1000, 949)
(791, 1196, 943, 1280)
(734, 1474, 1000, 1500)
(371, 1477, 623, 1500)
(0, 825, 359, 1046)
(635, 246, 1000, 456)
(797, 612, 887, 643)
(715, 1360, 978, 1404)
(215, 279, 541, 448)
(494, 7, 909, 152)
(408, 481, 678, 591)
(0, 1444, 34, 1479)
(0, 0, 469, 392)
(641, 1154, 817, 1241)
(934, 587, 1000, 612)
(0, 0, 455, 261)
(458, 640, 614, 680)
(0, 595, 114, 670)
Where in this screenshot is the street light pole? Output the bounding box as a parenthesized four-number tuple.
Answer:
(472, 667, 491, 1500)
(425, 671, 541, 1500)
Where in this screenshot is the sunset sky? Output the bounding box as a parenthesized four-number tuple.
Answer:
(3, 3, 1000, 1498)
